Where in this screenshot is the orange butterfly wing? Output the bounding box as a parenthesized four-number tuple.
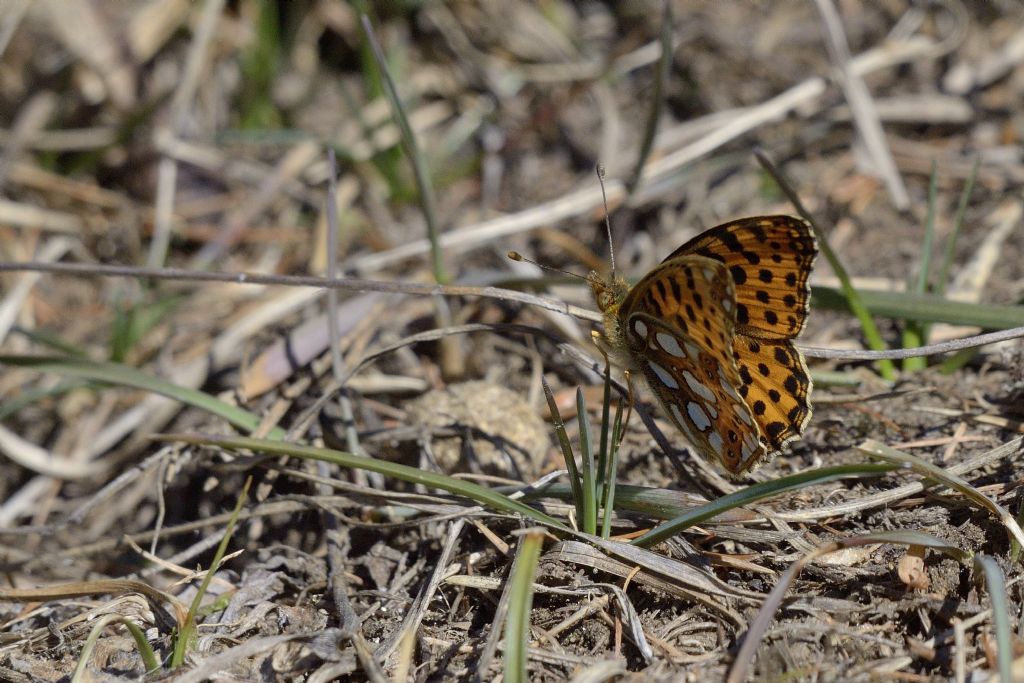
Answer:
(618, 256, 768, 472)
(665, 216, 817, 341)
(665, 215, 817, 455)
(731, 335, 813, 452)
(594, 215, 817, 474)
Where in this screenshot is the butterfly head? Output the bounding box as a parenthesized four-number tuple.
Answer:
(588, 271, 629, 314)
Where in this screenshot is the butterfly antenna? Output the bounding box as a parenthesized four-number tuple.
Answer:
(507, 251, 600, 286)
(596, 163, 616, 278)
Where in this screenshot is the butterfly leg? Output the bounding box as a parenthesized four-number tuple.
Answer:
(621, 369, 634, 445)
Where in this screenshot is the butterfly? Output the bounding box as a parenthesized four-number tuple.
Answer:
(590, 215, 817, 474)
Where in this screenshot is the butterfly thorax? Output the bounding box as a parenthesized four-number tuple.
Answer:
(589, 270, 633, 364)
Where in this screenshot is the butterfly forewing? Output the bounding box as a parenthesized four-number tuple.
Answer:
(667, 216, 817, 341)
(620, 256, 767, 471)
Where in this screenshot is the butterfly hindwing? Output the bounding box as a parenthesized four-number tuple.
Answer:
(620, 256, 768, 472)
(665, 216, 817, 341)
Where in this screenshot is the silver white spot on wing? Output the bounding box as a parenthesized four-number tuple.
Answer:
(732, 400, 754, 426)
(681, 370, 716, 403)
(708, 431, 724, 456)
(718, 367, 744, 404)
(669, 403, 697, 442)
(632, 319, 648, 338)
(721, 297, 733, 313)
(649, 362, 679, 389)
(684, 341, 701, 362)
(741, 432, 759, 460)
(704, 401, 718, 419)
(702, 267, 715, 282)
(687, 402, 711, 431)
(656, 332, 686, 358)
(670, 402, 684, 425)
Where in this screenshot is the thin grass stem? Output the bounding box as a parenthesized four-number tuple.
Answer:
(576, 388, 598, 536)
(625, 1, 671, 198)
(902, 161, 940, 371)
(360, 15, 446, 284)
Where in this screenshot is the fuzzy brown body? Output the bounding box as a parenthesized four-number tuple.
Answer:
(589, 272, 633, 367)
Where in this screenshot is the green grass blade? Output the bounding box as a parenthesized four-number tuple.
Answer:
(542, 378, 583, 524)
(810, 222, 896, 379)
(810, 287, 1024, 328)
(11, 325, 88, 356)
(975, 554, 1013, 682)
(359, 15, 446, 284)
(902, 162, 939, 371)
(503, 529, 545, 683)
(71, 614, 161, 682)
(170, 477, 252, 668)
(515, 482, 747, 522)
(936, 157, 980, 295)
(0, 355, 285, 439)
(110, 296, 181, 363)
(0, 379, 89, 420)
(809, 369, 863, 387)
(931, 159, 982, 376)
(1012, 498, 1024, 564)
(596, 364, 612, 492)
(914, 161, 939, 296)
(576, 388, 598, 535)
(163, 434, 567, 532)
(633, 463, 896, 547)
(625, 1, 671, 197)
(939, 346, 980, 374)
(858, 440, 1024, 548)
(237, 0, 282, 129)
(600, 400, 624, 539)
(900, 322, 925, 370)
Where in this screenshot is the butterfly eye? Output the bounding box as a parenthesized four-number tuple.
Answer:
(593, 287, 618, 313)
